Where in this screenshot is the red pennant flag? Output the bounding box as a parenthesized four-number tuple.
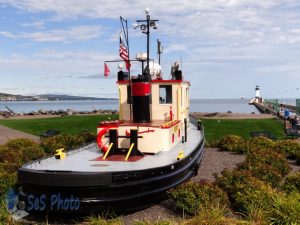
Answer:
(104, 63, 110, 77)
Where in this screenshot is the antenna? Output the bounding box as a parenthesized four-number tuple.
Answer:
(180, 55, 183, 71)
(157, 39, 163, 65)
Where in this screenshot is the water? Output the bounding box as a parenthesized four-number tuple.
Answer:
(190, 99, 259, 113)
(0, 99, 259, 114)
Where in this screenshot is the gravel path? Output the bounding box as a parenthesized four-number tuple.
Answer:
(0, 124, 40, 145)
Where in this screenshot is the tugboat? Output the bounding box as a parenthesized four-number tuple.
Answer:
(18, 10, 205, 213)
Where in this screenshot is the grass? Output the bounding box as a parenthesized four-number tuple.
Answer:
(201, 118, 285, 142)
(0, 116, 285, 142)
(0, 114, 118, 136)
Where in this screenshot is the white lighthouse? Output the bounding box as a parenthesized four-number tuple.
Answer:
(255, 85, 260, 99)
(249, 85, 263, 104)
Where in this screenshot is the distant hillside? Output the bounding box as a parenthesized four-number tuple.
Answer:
(0, 92, 117, 101)
(0, 92, 30, 98)
(0, 92, 33, 101)
(37, 94, 116, 101)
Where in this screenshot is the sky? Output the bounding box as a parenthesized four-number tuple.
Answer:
(1, 0, 300, 99)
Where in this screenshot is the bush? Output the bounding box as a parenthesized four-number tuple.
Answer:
(245, 148, 290, 176)
(275, 140, 300, 159)
(40, 134, 86, 154)
(79, 130, 96, 143)
(132, 220, 175, 225)
(266, 191, 300, 225)
(234, 178, 277, 214)
(182, 205, 251, 225)
(296, 151, 300, 165)
(0, 139, 44, 170)
(205, 139, 220, 148)
(281, 172, 300, 193)
(0, 166, 17, 196)
(83, 215, 123, 225)
(215, 169, 254, 198)
(168, 180, 229, 215)
(238, 189, 300, 225)
(239, 162, 283, 188)
(218, 135, 245, 153)
(246, 137, 275, 153)
(215, 168, 300, 225)
(0, 198, 17, 225)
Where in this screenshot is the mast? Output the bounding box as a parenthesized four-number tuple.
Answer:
(135, 9, 158, 81)
(157, 39, 162, 65)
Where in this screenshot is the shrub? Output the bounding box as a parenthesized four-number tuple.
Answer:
(132, 220, 175, 225)
(246, 137, 275, 153)
(83, 215, 123, 225)
(242, 203, 269, 225)
(0, 166, 17, 196)
(281, 172, 300, 193)
(245, 148, 290, 176)
(215, 169, 254, 198)
(296, 151, 300, 165)
(0, 198, 16, 225)
(79, 130, 96, 143)
(168, 180, 229, 215)
(218, 135, 245, 153)
(239, 162, 283, 188)
(266, 191, 300, 225)
(234, 177, 277, 214)
(215, 168, 276, 212)
(205, 139, 220, 148)
(40, 134, 86, 154)
(182, 205, 251, 225)
(275, 140, 300, 159)
(0, 139, 44, 170)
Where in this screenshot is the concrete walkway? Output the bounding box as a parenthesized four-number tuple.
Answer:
(0, 125, 40, 145)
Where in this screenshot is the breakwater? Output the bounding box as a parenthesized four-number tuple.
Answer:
(252, 101, 297, 120)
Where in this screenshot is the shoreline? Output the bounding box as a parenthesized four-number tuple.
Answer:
(191, 112, 274, 119)
(0, 112, 276, 120)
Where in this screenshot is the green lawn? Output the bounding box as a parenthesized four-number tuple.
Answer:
(0, 114, 118, 136)
(0, 115, 285, 142)
(201, 118, 285, 142)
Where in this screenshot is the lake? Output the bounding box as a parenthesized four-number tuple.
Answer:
(0, 99, 260, 114)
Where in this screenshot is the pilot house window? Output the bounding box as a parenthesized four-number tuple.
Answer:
(127, 85, 132, 104)
(159, 85, 172, 104)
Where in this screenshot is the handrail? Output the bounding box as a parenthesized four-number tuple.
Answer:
(125, 143, 135, 161)
(103, 143, 114, 160)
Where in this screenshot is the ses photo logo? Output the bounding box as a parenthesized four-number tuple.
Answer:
(6, 189, 80, 212)
(27, 193, 80, 211)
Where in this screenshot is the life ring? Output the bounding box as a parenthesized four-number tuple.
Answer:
(96, 127, 111, 152)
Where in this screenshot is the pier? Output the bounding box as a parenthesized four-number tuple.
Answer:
(249, 85, 300, 138)
(249, 85, 298, 118)
(252, 102, 278, 116)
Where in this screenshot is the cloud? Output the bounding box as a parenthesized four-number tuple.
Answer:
(20, 21, 45, 29)
(1, 0, 300, 98)
(0, 31, 16, 38)
(0, 25, 103, 42)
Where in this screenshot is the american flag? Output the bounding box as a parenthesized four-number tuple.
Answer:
(119, 32, 131, 71)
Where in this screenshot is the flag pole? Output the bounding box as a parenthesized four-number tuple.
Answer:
(120, 16, 132, 121)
